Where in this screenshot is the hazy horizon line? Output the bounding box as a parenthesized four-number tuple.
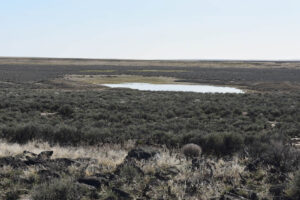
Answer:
(1, 56, 300, 62)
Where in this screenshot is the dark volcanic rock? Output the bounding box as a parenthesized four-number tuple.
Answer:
(155, 166, 180, 181)
(75, 157, 98, 164)
(95, 173, 115, 186)
(51, 158, 75, 167)
(269, 184, 285, 197)
(126, 148, 158, 160)
(0, 156, 27, 168)
(23, 158, 42, 166)
(17, 151, 37, 159)
(38, 151, 53, 160)
(37, 169, 60, 180)
(115, 161, 144, 178)
(112, 187, 132, 200)
(192, 158, 205, 169)
(78, 177, 102, 188)
(220, 194, 240, 200)
(95, 172, 115, 180)
(249, 192, 258, 200)
(245, 159, 260, 172)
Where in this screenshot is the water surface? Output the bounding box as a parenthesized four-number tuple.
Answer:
(102, 83, 244, 93)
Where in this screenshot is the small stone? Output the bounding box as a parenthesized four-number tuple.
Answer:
(126, 148, 158, 160)
(112, 187, 132, 200)
(78, 177, 102, 188)
(38, 151, 53, 160)
(37, 169, 60, 180)
(155, 166, 179, 181)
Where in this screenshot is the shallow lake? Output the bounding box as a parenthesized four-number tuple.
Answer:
(102, 83, 244, 93)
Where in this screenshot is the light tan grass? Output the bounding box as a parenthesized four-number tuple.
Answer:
(65, 74, 179, 85)
(0, 140, 132, 169)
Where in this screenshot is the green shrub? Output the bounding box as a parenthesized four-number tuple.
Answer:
(286, 171, 300, 200)
(31, 178, 84, 200)
(4, 189, 20, 200)
(58, 105, 74, 117)
(1, 123, 39, 144)
(182, 143, 202, 158)
(199, 132, 244, 156)
(119, 165, 142, 183)
(256, 140, 299, 172)
(52, 125, 82, 146)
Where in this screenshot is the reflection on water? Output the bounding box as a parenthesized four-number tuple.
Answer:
(102, 83, 244, 93)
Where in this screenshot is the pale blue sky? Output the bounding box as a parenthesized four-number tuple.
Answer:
(1, 0, 299, 60)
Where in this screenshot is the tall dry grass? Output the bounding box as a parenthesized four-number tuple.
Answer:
(0, 140, 134, 169)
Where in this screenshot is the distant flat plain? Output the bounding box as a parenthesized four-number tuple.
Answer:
(1, 57, 300, 68)
(1, 57, 300, 92)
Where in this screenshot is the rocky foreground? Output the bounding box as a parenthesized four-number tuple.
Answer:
(0, 144, 298, 200)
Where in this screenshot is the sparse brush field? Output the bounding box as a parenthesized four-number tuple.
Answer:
(0, 58, 300, 199)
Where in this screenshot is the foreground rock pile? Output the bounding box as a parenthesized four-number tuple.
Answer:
(0, 147, 298, 200)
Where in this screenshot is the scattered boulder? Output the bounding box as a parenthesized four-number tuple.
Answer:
(78, 177, 102, 188)
(75, 157, 98, 165)
(23, 157, 42, 166)
(142, 178, 161, 199)
(191, 158, 205, 169)
(249, 192, 258, 200)
(220, 194, 240, 200)
(269, 184, 285, 197)
(112, 187, 132, 200)
(0, 156, 27, 168)
(155, 166, 180, 181)
(95, 173, 115, 186)
(38, 151, 53, 160)
(115, 161, 144, 182)
(95, 172, 115, 181)
(16, 151, 37, 160)
(37, 169, 60, 180)
(51, 158, 76, 168)
(245, 160, 260, 172)
(126, 148, 158, 160)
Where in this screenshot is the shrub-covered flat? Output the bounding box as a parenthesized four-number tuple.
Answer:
(0, 87, 299, 151)
(0, 57, 299, 199)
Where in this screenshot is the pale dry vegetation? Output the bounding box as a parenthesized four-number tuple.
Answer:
(65, 74, 178, 85)
(0, 140, 130, 169)
(0, 141, 298, 199)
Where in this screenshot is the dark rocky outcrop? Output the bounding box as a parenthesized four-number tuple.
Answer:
(154, 166, 180, 181)
(0, 150, 75, 171)
(112, 187, 133, 200)
(78, 177, 102, 188)
(126, 148, 158, 161)
(37, 169, 60, 180)
(0, 156, 27, 168)
(94, 172, 115, 186)
(16, 151, 37, 160)
(37, 151, 53, 160)
(51, 158, 75, 167)
(115, 161, 144, 178)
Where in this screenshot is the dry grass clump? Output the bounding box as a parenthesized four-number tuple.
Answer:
(66, 74, 178, 85)
(0, 140, 130, 169)
(31, 178, 83, 200)
(286, 171, 300, 199)
(182, 143, 202, 158)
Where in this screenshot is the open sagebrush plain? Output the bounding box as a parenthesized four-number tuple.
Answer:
(0, 57, 299, 200)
